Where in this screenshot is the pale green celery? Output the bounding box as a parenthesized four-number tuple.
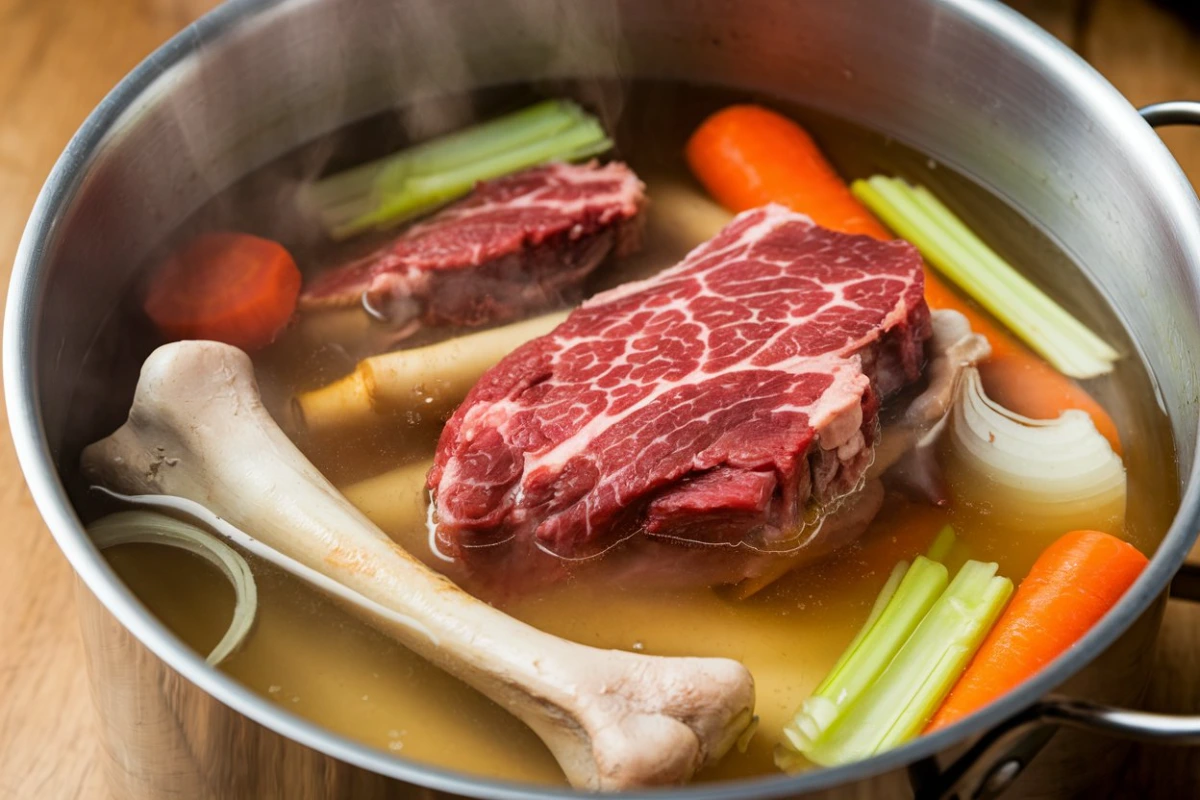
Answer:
(908, 185, 1118, 363)
(849, 176, 1118, 379)
(812, 560, 907, 696)
(781, 529, 960, 757)
(803, 560, 1013, 766)
(925, 525, 957, 563)
(307, 99, 613, 239)
(374, 100, 585, 186)
(310, 100, 578, 211)
(329, 119, 612, 239)
(814, 527, 958, 700)
(781, 555, 948, 752)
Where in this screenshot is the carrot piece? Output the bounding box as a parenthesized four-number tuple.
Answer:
(144, 232, 302, 352)
(685, 105, 890, 238)
(685, 105, 1121, 452)
(925, 530, 1148, 733)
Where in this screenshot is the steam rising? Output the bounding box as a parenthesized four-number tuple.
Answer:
(65, 0, 633, 510)
(159, 0, 631, 269)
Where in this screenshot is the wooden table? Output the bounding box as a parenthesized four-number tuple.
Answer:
(0, 1, 1197, 797)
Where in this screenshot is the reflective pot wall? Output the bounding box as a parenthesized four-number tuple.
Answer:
(8, 1, 1200, 799)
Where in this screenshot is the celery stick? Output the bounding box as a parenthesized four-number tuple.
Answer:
(312, 100, 578, 209)
(804, 561, 1013, 766)
(305, 99, 613, 239)
(864, 178, 1089, 371)
(333, 120, 612, 238)
(782, 556, 948, 751)
(909, 186, 1119, 362)
(379, 101, 583, 181)
(925, 525, 957, 562)
(885, 179, 1107, 375)
(850, 176, 1118, 379)
(878, 573, 1012, 750)
(403, 120, 609, 196)
(810, 557, 947, 706)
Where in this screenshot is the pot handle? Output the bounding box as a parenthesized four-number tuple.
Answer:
(1139, 100, 1200, 126)
(915, 565, 1200, 800)
(908, 100, 1200, 800)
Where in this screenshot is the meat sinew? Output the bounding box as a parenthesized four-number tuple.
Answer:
(300, 162, 645, 332)
(429, 203, 930, 564)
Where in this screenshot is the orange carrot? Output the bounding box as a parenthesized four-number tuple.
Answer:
(685, 105, 1121, 452)
(144, 232, 302, 352)
(685, 105, 889, 239)
(925, 530, 1148, 732)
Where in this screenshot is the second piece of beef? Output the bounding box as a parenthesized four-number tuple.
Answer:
(429, 203, 931, 562)
(300, 162, 645, 332)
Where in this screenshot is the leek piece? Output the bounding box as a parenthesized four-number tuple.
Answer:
(306, 99, 614, 239)
(850, 176, 1118, 379)
(781, 555, 948, 753)
(89, 511, 258, 666)
(803, 560, 1013, 766)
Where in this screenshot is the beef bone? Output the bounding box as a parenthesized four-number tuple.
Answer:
(80, 340, 754, 791)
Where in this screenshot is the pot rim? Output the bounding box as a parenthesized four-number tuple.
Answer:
(6, 0, 1200, 797)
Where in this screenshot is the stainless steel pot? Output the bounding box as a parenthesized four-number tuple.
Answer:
(7, 1, 1200, 798)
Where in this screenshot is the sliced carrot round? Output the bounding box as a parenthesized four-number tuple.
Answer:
(144, 232, 301, 352)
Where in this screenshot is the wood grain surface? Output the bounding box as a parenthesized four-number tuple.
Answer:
(0, 1, 1197, 798)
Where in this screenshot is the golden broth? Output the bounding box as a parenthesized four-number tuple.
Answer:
(100, 80, 1177, 787)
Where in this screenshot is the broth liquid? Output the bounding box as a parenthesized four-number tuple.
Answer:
(103, 80, 1177, 786)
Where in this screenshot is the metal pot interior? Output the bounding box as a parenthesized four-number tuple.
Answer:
(8, 0, 1200, 797)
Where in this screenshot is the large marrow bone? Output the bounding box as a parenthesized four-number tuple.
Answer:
(81, 341, 755, 791)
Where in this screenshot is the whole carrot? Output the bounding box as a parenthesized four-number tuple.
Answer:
(685, 105, 1120, 451)
(925, 530, 1148, 733)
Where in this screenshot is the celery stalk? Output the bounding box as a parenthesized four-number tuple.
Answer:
(850, 176, 1119, 379)
(375, 100, 585, 186)
(880, 572, 1012, 750)
(310, 100, 579, 210)
(909, 186, 1119, 362)
(925, 524, 957, 562)
(304, 99, 613, 239)
(812, 560, 907, 696)
(816, 526, 959, 701)
(338, 120, 611, 238)
(802, 561, 1013, 766)
(782, 555, 948, 752)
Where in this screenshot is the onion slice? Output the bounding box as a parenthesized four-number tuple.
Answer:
(88, 510, 258, 666)
(947, 368, 1126, 530)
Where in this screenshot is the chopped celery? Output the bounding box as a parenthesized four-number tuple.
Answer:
(925, 524, 957, 562)
(813, 560, 907, 695)
(849, 176, 1119, 379)
(781, 555, 948, 753)
(804, 561, 1012, 765)
(310, 100, 578, 215)
(778, 528, 1014, 770)
(338, 120, 611, 238)
(304, 99, 614, 240)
